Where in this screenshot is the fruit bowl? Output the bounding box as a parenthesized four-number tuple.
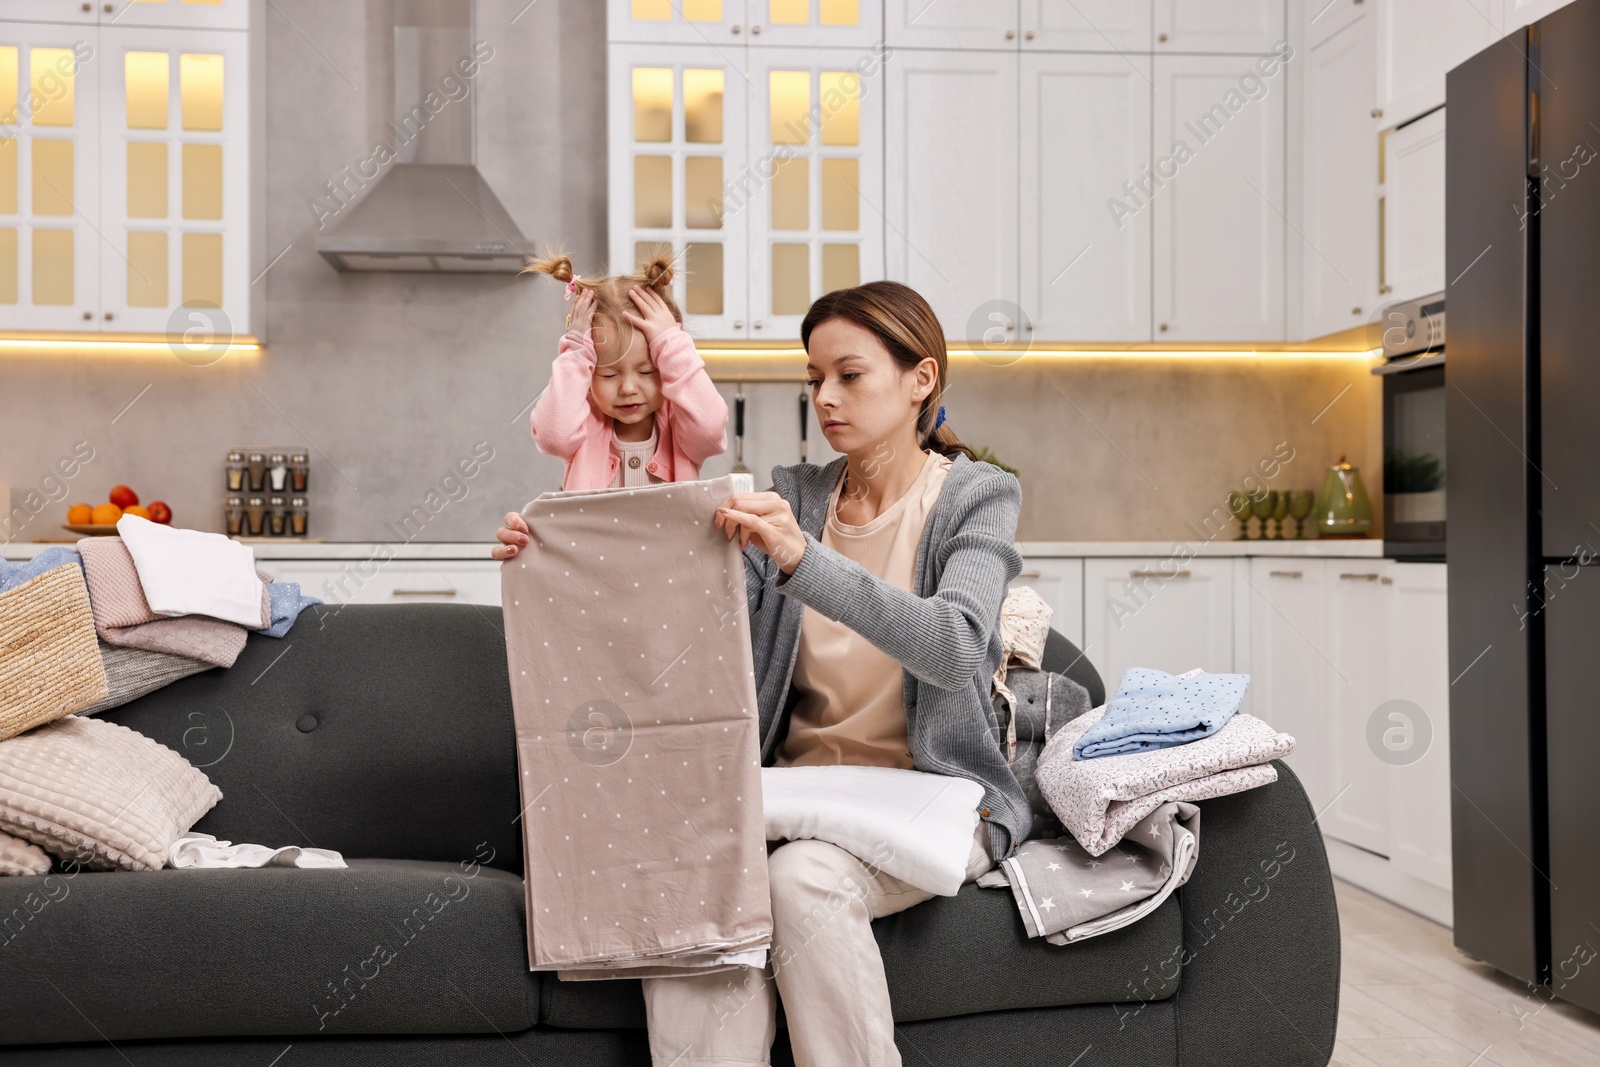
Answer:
(61, 523, 121, 536)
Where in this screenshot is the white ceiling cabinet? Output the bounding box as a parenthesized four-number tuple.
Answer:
(1372, 0, 1498, 128)
(882, 48, 1018, 345)
(1154, 0, 1286, 52)
(1152, 54, 1287, 342)
(1381, 108, 1446, 305)
(1018, 0, 1153, 53)
(883, 0, 1018, 50)
(1019, 53, 1152, 342)
(1301, 0, 1378, 338)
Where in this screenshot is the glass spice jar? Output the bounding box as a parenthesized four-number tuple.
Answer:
(226, 451, 246, 492)
(289, 496, 308, 537)
(225, 496, 244, 536)
(245, 496, 266, 536)
(268, 454, 289, 493)
(290, 453, 309, 493)
(246, 452, 267, 493)
(267, 496, 287, 536)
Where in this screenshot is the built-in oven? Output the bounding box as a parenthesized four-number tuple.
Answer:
(1373, 292, 1446, 561)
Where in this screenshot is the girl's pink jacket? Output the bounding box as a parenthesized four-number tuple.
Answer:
(530, 324, 730, 491)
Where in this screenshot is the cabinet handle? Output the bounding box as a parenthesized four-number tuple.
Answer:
(104, 312, 114, 321)
(1158, 32, 1169, 43)
(1352, 306, 1362, 315)
(1130, 569, 1190, 579)
(753, 320, 763, 330)
(1006, 29, 1016, 39)
(391, 588, 458, 597)
(1378, 284, 1392, 294)
(1025, 30, 1035, 40)
(1016, 570, 1042, 579)
(82, 310, 92, 320)
(750, 24, 760, 35)
(1339, 572, 1380, 581)
(81, 2, 90, 10)
(103, 2, 112, 11)
(1269, 570, 1303, 579)
(1371, 108, 1384, 118)
(733, 320, 744, 329)
(1159, 322, 1169, 332)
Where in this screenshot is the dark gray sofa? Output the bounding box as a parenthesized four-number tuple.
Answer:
(0, 604, 1339, 1065)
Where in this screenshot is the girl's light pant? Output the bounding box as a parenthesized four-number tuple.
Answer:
(642, 821, 993, 1067)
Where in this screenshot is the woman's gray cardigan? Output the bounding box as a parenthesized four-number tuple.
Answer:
(740, 451, 1034, 861)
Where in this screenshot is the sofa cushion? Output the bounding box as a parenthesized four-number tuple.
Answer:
(539, 880, 1182, 1028)
(0, 858, 538, 1044)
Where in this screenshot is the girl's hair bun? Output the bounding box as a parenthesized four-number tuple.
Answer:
(641, 254, 675, 290)
(522, 251, 574, 283)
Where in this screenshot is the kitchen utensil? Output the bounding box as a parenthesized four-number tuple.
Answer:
(798, 387, 809, 465)
(1313, 454, 1374, 537)
(729, 386, 753, 494)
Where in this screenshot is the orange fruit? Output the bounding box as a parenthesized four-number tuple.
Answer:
(67, 503, 93, 524)
(123, 505, 151, 520)
(91, 502, 123, 525)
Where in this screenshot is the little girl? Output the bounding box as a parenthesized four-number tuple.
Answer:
(522, 252, 729, 492)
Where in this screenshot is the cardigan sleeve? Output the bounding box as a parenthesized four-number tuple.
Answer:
(648, 324, 729, 464)
(529, 330, 602, 461)
(772, 468, 1023, 691)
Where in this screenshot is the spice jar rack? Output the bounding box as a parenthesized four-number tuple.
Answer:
(225, 448, 314, 539)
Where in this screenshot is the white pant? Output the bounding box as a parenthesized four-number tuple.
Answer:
(642, 822, 994, 1067)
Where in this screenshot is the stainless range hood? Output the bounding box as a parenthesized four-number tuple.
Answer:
(316, 0, 528, 273)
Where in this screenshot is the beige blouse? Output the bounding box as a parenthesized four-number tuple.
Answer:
(774, 449, 954, 769)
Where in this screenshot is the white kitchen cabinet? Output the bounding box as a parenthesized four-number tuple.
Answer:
(606, 0, 751, 46)
(1384, 561, 1452, 891)
(1020, 53, 1152, 342)
(883, 48, 1018, 343)
(1152, 53, 1286, 341)
(4, 2, 97, 25)
(105, 0, 253, 31)
(1301, 1, 1378, 339)
(263, 560, 503, 608)
(1241, 558, 1335, 816)
(1381, 107, 1445, 305)
(1373, 0, 1497, 127)
(1305, 0, 1366, 48)
(1154, 0, 1285, 52)
(884, 0, 1017, 50)
(607, 0, 883, 48)
(1321, 561, 1393, 853)
(1083, 557, 1235, 684)
(1503, 0, 1576, 30)
(745, 46, 885, 340)
(1013, 556, 1085, 650)
(1019, 0, 1153, 53)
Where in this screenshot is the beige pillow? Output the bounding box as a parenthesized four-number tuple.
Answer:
(0, 716, 222, 871)
(0, 829, 50, 876)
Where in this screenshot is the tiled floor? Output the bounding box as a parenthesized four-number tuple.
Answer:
(1331, 878, 1600, 1066)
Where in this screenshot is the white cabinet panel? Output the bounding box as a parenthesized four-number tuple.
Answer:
(884, 49, 1018, 341)
(1154, 0, 1285, 52)
(1020, 53, 1152, 342)
(1152, 53, 1286, 341)
(1243, 559, 1335, 816)
(266, 560, 503, 608)
(1322, 562, 1392, 854)
(1019, 0, 1152, 52)
(1302, 5, 1378, 338)
(745, 0, 884, 48)
(1013, 556, 1084, 650)
(885, 0, 1018, 49)
(1504, 0, 1576, 30)
(1385, 562, 1452, 891)
(1382, 107, 1445, 305)
(1083, 557, 1234, 687)
(1374, 0, 1497, 126)
(1305, 0, 1366, 48)
(606, 0, 750, 45)
(103, 0, 252, 30)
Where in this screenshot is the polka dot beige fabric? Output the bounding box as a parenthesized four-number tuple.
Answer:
(500, 474, 773, 977)
(0, 564, 109, 742)
(0, 829, 51, 877)
(0, 715, 222, 871)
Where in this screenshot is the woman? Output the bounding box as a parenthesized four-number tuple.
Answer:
(494, 280, 1030, 1065)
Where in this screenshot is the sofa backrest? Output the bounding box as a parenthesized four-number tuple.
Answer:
(105, 604, 527, 875)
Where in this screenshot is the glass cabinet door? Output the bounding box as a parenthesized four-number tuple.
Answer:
(747, 0, 882, 49)
(0, 25, 100, 331)
(746, 48, 883, 340)
(103, 0, 252, 31)
(98, 27, 248, 336)
(609, 42, 749, 340)
(607, 0, 752, 45)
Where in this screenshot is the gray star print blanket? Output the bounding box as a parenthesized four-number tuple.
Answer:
(500, 475, 774, 979)
(977, 801, 1200, 943)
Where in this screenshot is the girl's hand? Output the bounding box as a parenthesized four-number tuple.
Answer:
(621, 286, 679, 345)
(714, 492, 807, 574)
(492, 511, 531, 561)
(565, 288, 597, 337)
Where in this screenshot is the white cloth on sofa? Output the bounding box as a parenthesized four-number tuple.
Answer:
(116, 514, 264, 627)
(167, 831, 347, 870)
(761, 765, 984, 896)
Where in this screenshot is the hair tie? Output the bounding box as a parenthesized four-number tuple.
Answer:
(563, 274, 582, 301)
(933, 405, 946, 431)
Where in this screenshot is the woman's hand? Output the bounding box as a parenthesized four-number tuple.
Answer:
(715, 492, 807, 574)
(565, 288, 596, 337)
(621, 286, 679, 345)
(492, 511, 531, 561)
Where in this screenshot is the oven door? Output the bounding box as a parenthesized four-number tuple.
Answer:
(1382, 362, 1446, 559)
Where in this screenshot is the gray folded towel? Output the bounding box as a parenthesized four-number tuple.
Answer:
(76, 641, 214, 717)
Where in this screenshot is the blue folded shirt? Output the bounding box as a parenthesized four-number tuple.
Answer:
(1072, 666, 1251, 760)
(256, 582, 323, 638)
(0, 547, 85, 593)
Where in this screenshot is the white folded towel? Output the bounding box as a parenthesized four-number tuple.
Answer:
(116, 514, 264, 627)
(761, 765, 984, 896)
(167, 831, 347, 870)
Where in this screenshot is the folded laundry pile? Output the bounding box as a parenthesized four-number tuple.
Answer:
(761, 765, 984, 896)
(981, 640, 1290, 944)
(501, 475, 772, 981)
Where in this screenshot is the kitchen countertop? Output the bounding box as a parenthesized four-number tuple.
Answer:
(4, 537, 1391, 560)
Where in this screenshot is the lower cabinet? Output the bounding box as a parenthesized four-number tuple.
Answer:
(1082, 557, 1236, 682)
(1010, 556, 1084, 649)
(261, 559, 503, 607)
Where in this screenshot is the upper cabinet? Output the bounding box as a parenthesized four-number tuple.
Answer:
(1381, 107, 1446, 305)
(607, 1, 886, 340)
(1154, 0, 1284, 53)
(1372, 0, 1498, 127)
(0, 0, 262, 341)
(7, 1, 251, 29)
